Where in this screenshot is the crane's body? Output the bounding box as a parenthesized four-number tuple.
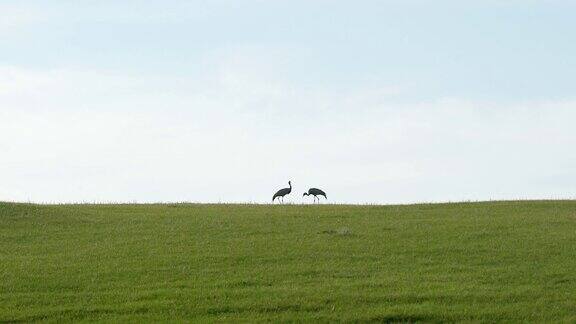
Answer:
(273, 181, 292, 203)
(303, 188, 327, 203)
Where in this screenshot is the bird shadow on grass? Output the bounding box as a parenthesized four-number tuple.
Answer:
(319, 227, 354, 237)
(366, 313, 445, 323)
(318, 227, 393, 237)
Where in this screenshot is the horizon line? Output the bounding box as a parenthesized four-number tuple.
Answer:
(2, 198, 575, 207)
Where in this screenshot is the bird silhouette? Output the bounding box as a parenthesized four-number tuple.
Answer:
(272, 181, 292, 203)
(303, 188, 327, 203)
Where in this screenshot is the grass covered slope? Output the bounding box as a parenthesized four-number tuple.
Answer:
(1, 201, 575, 322)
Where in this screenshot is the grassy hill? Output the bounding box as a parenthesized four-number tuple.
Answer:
(1, 201, 575, 322)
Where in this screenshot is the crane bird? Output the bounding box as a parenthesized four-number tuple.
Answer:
(303, 188, 327, 203)
(272, 181, 292, 203)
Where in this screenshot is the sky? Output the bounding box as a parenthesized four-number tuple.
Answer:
(1, 0, 575, 204)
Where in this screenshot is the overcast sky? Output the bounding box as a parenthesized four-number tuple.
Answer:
(1, 0, 575, 204)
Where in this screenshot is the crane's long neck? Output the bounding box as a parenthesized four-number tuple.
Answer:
(288, 182, 292, 192)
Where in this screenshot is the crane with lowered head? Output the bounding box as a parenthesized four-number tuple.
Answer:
(303, 188, 327, 203)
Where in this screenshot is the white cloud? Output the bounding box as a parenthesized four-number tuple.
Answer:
(1, 60, 575, 204)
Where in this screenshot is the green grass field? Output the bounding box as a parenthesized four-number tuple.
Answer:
(1, 201, 575, 322)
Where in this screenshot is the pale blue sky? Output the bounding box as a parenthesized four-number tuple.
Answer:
(1, 1, 575, 203)
(4, 1, 576, 100)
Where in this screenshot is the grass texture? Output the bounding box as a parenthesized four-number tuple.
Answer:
(1, 201, 575, 322)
